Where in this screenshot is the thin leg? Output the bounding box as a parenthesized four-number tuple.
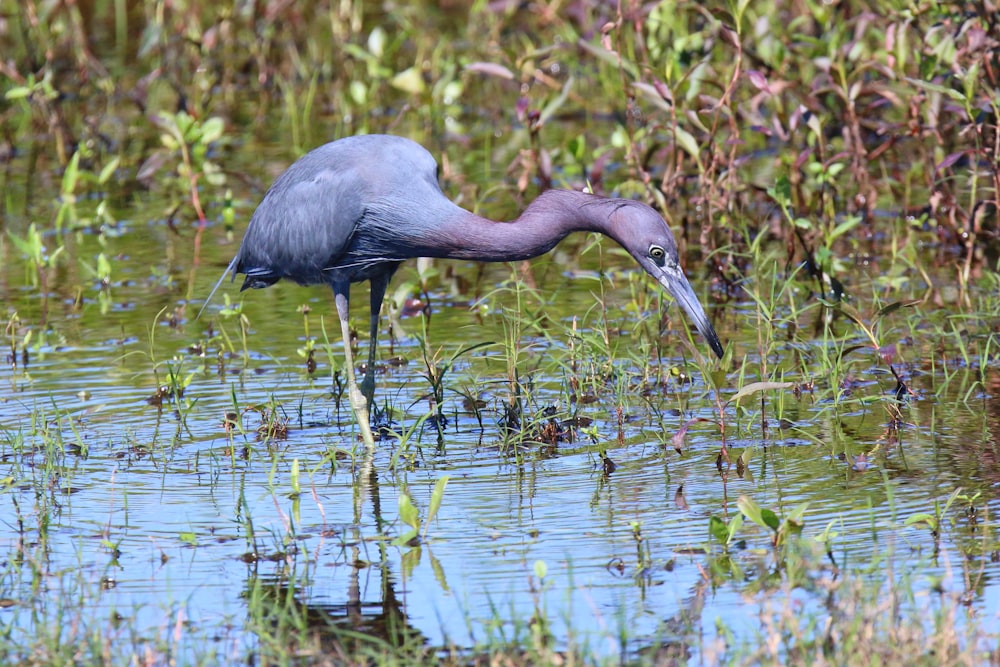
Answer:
(334, 286, 375, 447)
(361, 272, 392, 406)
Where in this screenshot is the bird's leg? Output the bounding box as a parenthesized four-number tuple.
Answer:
(362, 272, 392, 408)
(334, 288, 375, 447)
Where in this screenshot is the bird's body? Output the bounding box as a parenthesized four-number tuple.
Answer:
(223, 134, 723, 445)
(236, 135, 609, 287)
(237, 135, 433, 289)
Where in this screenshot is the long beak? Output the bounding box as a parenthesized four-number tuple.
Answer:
(657, 268, 724, 359)
(196, 256, 239, 320)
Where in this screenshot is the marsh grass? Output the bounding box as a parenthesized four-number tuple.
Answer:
(3, 0, 1000, 664)
(1, 478, 996, 666)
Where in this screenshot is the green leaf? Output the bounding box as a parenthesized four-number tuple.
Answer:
(391, 528, 420, 547)
(61, 151, 80, 196)
(673, 125, 701, 161)
(760, 508, 780, 531)
(736, 495, 765, 529)
(98, 156, 120, 185)
(426, 476, 449, 526)
(727, 381, 796, 405)
(963, 62, 980, 101)
(48, 244, 65, 267)
(391, 67, 425, 94)
(289, 458, 301, 496)
(727, 513, 744, 542)
(569, 134, 586, 162)
(533, 560, 548, 580)
(769, 174, 792, 206)
(828, 215, 861, 241)
(786, 502, 810, 526)
(5, 86, 32, 100)
(904, 512, 938, 529)
(735, 0, 752, 28)
(815, 519, 840, 544)
(97, 253, 112, 282)
(175, 111, 196, 139)
(709, 516, 729, 543)
(827, 162, 846, 178)
(159, 132, 179, 150)
(200, 117, 225, 144)
(342, 43, 374, 63)
(7, 227, 39, 258)
(872, 300, 922, 327)
(398, 492, 420, 530)
(904, 77, 967, 103)
(349, 80, 368, 106)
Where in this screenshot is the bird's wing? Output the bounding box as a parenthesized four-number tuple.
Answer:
(235, 163, 367, 288)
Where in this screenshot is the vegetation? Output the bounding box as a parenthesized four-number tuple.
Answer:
(1, 0, 998, 665)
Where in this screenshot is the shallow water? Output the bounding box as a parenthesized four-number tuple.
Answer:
(2, 130, 1000, 663)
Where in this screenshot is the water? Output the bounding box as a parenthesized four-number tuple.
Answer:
(2, 132, 1000, 663)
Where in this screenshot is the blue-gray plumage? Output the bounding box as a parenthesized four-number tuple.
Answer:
(216, 134, 724, 445)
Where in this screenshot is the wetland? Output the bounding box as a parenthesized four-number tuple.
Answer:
(1, 1, 999, 665)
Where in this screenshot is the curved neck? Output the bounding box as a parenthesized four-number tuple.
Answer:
(428, 190, 619, 262)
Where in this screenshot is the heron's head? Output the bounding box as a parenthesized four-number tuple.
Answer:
(608, 201, 724, 359)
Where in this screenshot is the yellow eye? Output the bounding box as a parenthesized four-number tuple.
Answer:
(649, 245, 665, 260)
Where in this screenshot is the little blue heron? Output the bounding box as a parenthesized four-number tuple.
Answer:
(214, 134, 724, 446)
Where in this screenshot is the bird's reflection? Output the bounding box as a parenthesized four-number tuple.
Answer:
(242, 446, 428, 657)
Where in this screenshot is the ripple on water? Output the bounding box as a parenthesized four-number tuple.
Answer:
(3, 259, 1000, 661)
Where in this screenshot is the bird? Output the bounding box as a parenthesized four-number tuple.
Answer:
(210, 134, 724, 446)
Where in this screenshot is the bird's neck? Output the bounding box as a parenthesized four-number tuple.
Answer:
(433, 190, 617, 262)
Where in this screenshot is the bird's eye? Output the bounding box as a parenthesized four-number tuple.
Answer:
(649, 245, 665, 263)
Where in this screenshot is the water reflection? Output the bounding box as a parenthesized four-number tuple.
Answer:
(2, 164, 999, 663)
